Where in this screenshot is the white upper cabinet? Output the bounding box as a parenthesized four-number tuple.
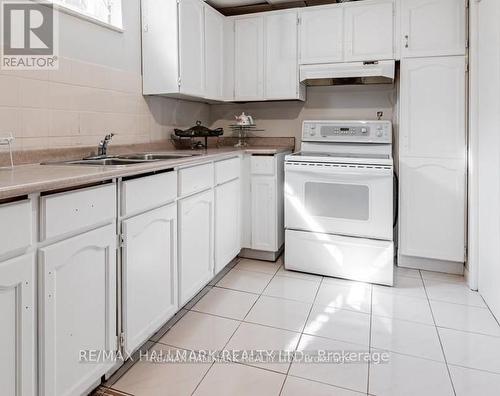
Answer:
(205, 5, 225, 100)
(179, 0, 205, 97)
(400, 56, 466, 159)
(264, 10, 300, 100)
(344, 0, 394, 61)
(401, 0, 466, 58)
(234, 16, 265, 100)
(299, 5, 344, 64)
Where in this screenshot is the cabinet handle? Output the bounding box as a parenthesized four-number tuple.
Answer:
(404, 35, 409, 48)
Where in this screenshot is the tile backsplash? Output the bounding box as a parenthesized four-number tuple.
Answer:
(0, 56, 210, 151)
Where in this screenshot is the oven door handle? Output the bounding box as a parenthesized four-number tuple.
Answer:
(285, 163, 393, 177)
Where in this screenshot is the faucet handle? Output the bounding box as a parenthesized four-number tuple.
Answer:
(104, 132, 115, 140)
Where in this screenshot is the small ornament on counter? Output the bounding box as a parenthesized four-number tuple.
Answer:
(234, 112, 254, 126)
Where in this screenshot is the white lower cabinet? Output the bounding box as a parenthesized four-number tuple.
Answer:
(178, 189, 214, 306)
(0, 253, 35, 396)
(215, 178, 241, 273)
(251, 176, 278, 252)
(39, 224, 117, 396)
(121, 204, 177, 355)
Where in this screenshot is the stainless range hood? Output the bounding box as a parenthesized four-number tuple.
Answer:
(299, 60, 395, 86)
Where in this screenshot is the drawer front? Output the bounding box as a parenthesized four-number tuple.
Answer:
(41, 184, 116, 240)
(215, 157, 240, 185)
(0, 199, 32, 257)
(121, 171, 177, 217)
(179, 163, 214, 197)
(250, 155, 275, 176)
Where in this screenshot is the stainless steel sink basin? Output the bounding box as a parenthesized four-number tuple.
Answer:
(62, 158, 149, 166)
(41, 152, 202, 166)
(116, 153, 198, 161)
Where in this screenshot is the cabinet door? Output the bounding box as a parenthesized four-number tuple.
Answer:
(39, 225, 116, 396)
(122, 204, 177, 355)
(299, 6, 343, 64)
(344, 0, 394, 61)
(0, 253, 35, 396)
(264, 11, 299, 100)
(234, 16, 264, 100)
(205, 5, 224, 100)
(251, 176, 277, 251)
(401, 0, 466, 58)
(178, 189, 214, 306)
(400, 158, 465, 262)
(400, 56, 466, 159)
(215, 179, 241, 273)
(179, 0, 205, 97)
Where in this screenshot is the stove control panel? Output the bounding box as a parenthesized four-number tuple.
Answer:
(302, 120, 392, 143)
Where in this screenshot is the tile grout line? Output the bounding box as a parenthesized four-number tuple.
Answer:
(420, 269, 457, 396)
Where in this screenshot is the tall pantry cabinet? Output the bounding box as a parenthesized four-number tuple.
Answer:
(398, 0, 467, 273)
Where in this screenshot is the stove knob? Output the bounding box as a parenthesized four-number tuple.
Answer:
(376, 130, 383, 137)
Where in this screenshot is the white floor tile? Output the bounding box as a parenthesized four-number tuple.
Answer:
(373, 276, 427, 299)
(369, 350, 454, 396)
(371, 316, 444, 362)
(394, 266, 421, 279)
(439, 328, 500, 373)
(234, 258, 281, 275)
(192, 287, 259, 320)
(216, 268, 273, 294)
(431, 300, 500, 337)
(282, 376, 364, 396)
(304, 305, 371, 346)
(371, 289, 434, 325)
(113, 344, 210, 396)
(421, 270, 465, 284)
(193, 362, 285, 396)
(289, 334, 369, 393)
(159, 311, 239, 351)
(245, 295, 311, 332)
(278, 265, 324, 282)
(425, 280, 486, 307)
(263, 275, 320, 303)
(449, 365, 500, 396)
(225, 322, 300, 373)
(314, 281, 372, 314)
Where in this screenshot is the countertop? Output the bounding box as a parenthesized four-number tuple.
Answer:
(0, 147, 292, 200)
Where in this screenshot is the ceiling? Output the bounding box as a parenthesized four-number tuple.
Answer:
(207, 0, 361, 16)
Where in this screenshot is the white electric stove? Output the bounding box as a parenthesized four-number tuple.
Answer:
(284, 120, 394, 286)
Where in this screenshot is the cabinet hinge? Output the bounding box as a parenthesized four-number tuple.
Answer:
(177, 76, 181, 87)
(297, 16, 300, 26)
(119, 332, 125, 348)
(117, 234, 125, 248)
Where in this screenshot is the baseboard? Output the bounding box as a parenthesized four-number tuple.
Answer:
(239, 245, 283, 262)
(398, 254, 464, 275)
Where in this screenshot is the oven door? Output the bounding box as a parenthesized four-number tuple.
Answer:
(285, 162, 393, 240)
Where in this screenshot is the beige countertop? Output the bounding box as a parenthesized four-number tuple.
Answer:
(0, 147, 292, 200)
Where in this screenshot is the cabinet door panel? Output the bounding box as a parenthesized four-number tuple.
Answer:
(299, 6, 343, 64)
(251, 177, 277, 251)
(215, 179, 241, 273)
(265, 11, 299, 100)
(39, 225, 116, 396)
(400, 56, 466, 159)
(344, 0, 394, 61)
(0, 254, 35, 396)
(234, 16, 264, 100)
(178, 190, 214, 306)
(122, 204, 177, 355)
(179, 0, 205, 96)
(205, 5, 224, 100)
(400, 158, 465, 262)
(401, 0, 466, 58)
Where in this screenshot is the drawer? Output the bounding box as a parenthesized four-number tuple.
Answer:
(0, 199, 32, 257)
(40, 184, 116, 240)
(121, 171, 177, 217)
(250, 155, 275, 176)
(179, 163, 214, 197)
(215, 157, 240, 185)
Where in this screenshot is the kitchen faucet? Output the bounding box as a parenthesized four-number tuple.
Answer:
(97, 133, 115, 157)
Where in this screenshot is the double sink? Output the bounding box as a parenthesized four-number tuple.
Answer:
(47, 152, 201, 166)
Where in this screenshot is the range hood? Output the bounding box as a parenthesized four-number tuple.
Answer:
(299, 60, 395, 86)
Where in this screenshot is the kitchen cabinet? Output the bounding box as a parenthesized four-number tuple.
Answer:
(400, 0, 466, 58)
(121, 204, 177, 355)
(178, 189, 214, 306)
(205, 5, 225, 100)
(344, 0, 394, 61)
(215, 178, 241, 273)
(0, 253, 35, 396)
(251, 176, 278, 252)
(234, 16, 265, 101)
(39, 224, 116, 396)
(299, 5, 344, 64)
